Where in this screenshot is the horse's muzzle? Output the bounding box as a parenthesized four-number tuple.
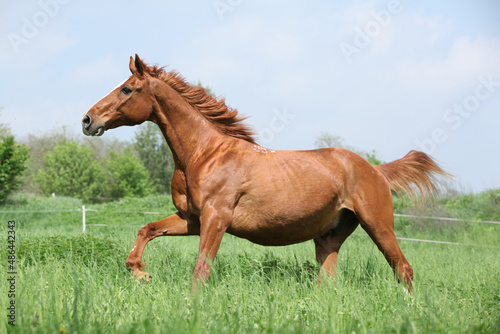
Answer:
(82, 114, 105, 136)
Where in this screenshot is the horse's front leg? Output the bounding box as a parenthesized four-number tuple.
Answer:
(126, 212, 199, 281)
(192, 207, 231, 289)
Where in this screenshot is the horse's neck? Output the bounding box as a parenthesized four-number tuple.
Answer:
(151, 80, 225, 170)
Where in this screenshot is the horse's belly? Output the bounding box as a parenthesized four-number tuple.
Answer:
(227, 151, 345, 245)
(229, 204, 341, 246)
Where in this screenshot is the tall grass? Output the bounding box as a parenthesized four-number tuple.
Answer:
(0, 192, 499, 333)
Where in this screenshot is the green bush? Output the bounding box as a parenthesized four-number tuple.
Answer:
(0, 135, 29, 204)
(106, 148, 152, 199)
(34, 141, 154, 202)
(36, 141, 107, 202)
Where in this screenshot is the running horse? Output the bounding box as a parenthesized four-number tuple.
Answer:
(82, 55, 449, 292)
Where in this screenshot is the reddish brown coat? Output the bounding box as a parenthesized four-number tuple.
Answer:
(82, 55, 450, 291)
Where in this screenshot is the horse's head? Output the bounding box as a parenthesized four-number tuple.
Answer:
(82, 54, 154, 136)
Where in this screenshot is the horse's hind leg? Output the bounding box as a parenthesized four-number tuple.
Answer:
(126, 212, 199, 281)
(314, 209, 359, 284)
(354, 196, 413, 291)
(362, 223, 413, 291)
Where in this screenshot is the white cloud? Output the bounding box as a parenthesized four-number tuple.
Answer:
(0, 0, 76, 66)
(447, 36, 500, 77)
(369, 22, 395, 55)
(396, 35, 500, 93)
(411, 14, 453, 47)
(1, 29, 75, 67)
(335, 1, 379, 36)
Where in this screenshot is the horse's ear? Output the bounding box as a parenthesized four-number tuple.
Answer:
(129, 54, 145, 77)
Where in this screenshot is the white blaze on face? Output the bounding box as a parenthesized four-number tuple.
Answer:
(100, 79, 127, 100)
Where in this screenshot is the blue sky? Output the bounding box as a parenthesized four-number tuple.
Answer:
(1, 0, 499, 192)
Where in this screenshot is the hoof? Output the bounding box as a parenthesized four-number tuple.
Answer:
(134, 271, 152, 282)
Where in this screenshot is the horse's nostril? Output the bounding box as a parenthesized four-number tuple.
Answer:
(82, 115, 91, 128)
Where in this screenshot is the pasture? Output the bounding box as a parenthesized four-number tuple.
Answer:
(1, 193, 499, 333)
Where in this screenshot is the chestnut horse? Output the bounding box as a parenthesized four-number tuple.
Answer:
(82, 55, 449, 291)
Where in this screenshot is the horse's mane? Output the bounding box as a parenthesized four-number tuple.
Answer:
(143, 62, 256, 144)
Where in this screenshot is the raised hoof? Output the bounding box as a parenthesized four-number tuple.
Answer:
(133, 271, 152, 282)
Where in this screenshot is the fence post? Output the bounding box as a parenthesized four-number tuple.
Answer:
(82, 205, 86, 234)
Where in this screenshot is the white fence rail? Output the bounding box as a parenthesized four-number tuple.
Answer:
(3, 207, 500, 248)
(394, 213, 500, 225)
(81, 206, 170, 232)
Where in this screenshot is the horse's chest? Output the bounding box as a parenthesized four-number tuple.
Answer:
(171, 170, 190, 215)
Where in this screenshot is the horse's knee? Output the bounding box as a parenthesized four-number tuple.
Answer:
(137, 226, 149, 238)
(138, 223, 167, 240)
(138, 224, 159, 240)
(126, 258, 145, 270)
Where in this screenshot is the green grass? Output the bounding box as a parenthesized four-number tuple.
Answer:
(0, 193, 499, 333)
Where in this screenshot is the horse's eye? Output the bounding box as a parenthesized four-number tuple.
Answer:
(121, 86, 133, 95)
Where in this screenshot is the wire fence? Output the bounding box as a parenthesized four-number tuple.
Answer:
(394, 213, 500, 225)
(3, 206, 500, 248)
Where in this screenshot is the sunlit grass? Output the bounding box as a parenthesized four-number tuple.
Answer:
(0, 193, 499, 333)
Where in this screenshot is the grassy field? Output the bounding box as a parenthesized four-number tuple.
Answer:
(0, 193, 499, 333)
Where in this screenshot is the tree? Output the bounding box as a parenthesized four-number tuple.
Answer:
(0, 108, 11, 137)
(364, 150, 383, 165)
(314, 133, 350, 150)
(106, 148, 151, 199)
(22, 126, 78, 194)
(82, 136, 132, 160)
(314, 132, 384, 165)
(22, 126, 132, 194)
(36, 141, 108, 202)
(0, 136, 29, 204)
(134, 122, 174, 194)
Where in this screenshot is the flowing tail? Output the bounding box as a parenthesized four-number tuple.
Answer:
(375, 150, 452, 202)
